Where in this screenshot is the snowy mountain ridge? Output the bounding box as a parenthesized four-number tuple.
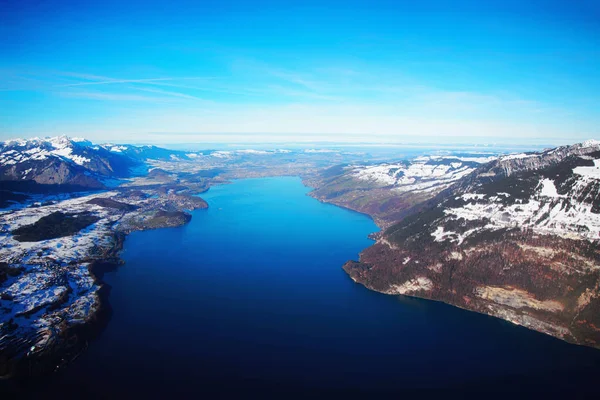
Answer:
(0, 136, 198, 188)
(1, 136, 93, 167)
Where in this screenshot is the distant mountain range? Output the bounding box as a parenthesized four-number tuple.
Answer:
(0, 136, 196, 188)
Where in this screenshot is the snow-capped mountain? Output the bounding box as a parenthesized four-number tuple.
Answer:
(0, 136, 195, 188)
(343, 140, 600, 349)
(0, 136, 137, 188)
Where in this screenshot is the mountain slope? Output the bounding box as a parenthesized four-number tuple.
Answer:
(343, 140, 600, 348)
(306, 154, 498, 227)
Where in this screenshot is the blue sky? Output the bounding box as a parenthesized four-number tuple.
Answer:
(1, 0, 599, 145)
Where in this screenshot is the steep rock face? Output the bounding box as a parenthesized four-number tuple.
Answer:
(344, 141, 600, 348)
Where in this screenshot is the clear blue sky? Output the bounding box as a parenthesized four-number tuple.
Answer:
(1, 0, 599, 144)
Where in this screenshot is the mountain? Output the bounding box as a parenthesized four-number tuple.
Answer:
(340, 140, 600, 348)
(305, 153, 498, 227)
(97, 143, 194, 162)
(0, 136, 196, 189)
(0, 136, 136, 188)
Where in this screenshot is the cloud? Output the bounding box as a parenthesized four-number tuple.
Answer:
(59, 91, 179, 102)
(0, 71, 221, 103)
(266, 70, 326, 92)
(2, 61, 595, 145)
(56, 77, 180, 87)
(34, 101, 591, 142)
(126, 86, 214, 102)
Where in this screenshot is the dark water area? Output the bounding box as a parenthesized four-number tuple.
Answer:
(7, 177, 600, 397)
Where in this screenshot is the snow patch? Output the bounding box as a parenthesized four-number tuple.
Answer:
(501, 153, 536, 161)
(573, 159, 600, 179)
(110, 145, 128, 153)
(462, 193, 485, 201)
(538, 178, 561, 198)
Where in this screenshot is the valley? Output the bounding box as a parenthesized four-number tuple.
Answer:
(1, 136, 600, 380)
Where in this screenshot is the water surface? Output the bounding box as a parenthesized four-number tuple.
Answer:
(33, 177, 600, 396)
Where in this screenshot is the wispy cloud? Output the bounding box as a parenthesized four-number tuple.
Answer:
(265, 85, 344, 101)
(139, 81, 271, 97)
(57, 77, 180, 87)
(2, 61, 589, 143)
(126, 86, 213, 102)
(59, 91, 180, 102)
(0, 70, 227, 103)
(266, 70, 326, 92)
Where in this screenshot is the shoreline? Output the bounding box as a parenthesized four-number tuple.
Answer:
(344, 265, 598, 351)
(300, 178, 384, 231)
(305, 177, 600, 351)
(1, 229, 122, 379)
(3, 176, 308, 378)
(3, 173, 598, 393)
(8, 172, 595, 380)
(0, 188, 208, 379)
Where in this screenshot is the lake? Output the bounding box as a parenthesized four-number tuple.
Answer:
(19, 177, 600, 396)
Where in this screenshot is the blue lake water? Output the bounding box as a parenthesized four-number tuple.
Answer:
(33, 177, 600, 396)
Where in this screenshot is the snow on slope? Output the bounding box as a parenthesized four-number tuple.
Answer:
(0, 136, 203, 174)
(0, 136, 206, 186)
(351, 155, 493, 193)
(0, 136, 92, 166)
(573, 159, 600, 179)
(436, 155, 600, 242)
